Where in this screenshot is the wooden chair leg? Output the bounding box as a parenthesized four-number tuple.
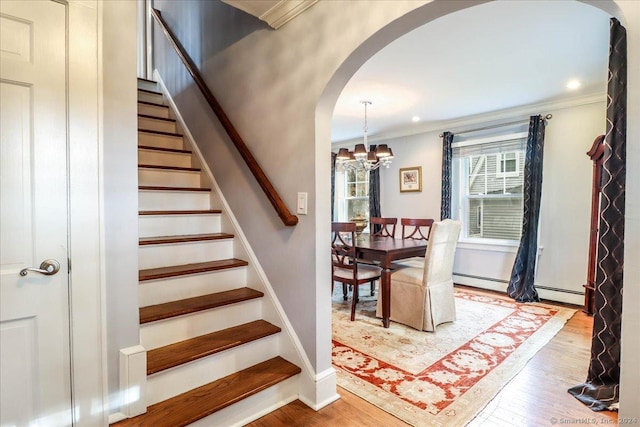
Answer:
(350, 284, 359, 321)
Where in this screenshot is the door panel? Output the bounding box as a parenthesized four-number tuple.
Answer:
(0, 1, 71, 426)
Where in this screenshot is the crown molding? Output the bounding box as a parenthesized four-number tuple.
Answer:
(333, 92, 606, 147)
(222, 0, 318, 29)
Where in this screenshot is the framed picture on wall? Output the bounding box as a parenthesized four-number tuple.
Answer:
(399, 166, 422, 192)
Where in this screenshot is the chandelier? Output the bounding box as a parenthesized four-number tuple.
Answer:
(336, 101, 393, 171)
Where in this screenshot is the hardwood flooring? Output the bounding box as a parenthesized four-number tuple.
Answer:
(247, 287, 618, 427)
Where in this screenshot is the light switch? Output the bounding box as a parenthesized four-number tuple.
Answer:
(297, 192, 308, 215)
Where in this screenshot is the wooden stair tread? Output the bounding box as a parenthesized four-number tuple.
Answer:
(139, 287, 263, 324)
(139, 209, 221, 216)
(138, 100, 168, 108)
(138, 145, 191, 154)
(138, 88, 162, 95)
(138, 129, 183, 138)
(147, 320, 281, 375)
(137, 77, 157, 83)
(139, 164, 201, 172)
(139, 258, 248, 281)
(139, 233, 234, 245)
(139, 185, 210, 192)
(138, 113, 176, 122)
(112, 356, 300, 427)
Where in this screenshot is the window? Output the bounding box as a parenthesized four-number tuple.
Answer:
(496, 152, 520, 177)
(343, 169, 369, 227)
(451, 133, 527, 242)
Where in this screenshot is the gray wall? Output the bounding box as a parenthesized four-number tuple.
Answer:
(145, 0, 640, 417)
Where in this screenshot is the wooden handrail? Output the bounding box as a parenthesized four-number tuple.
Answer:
(151, 9, 299, 227)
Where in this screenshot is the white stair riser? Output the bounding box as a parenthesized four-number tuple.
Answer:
(140, 299, 262, 350)
(138, 132, 184, 150)
(139, 190, 210, 211)
(139, 239, 234, 270)
(138, 268, 248, 307)
(139, 213, 221, 238)
(138, 116, 176, 133)
(188, 376, 299, 427)
(138, 149, 192, 168)
(138, 91, 164, 104)
(137, 80, 159, 92)
(146, 335, 280, 405)
(138, 168, 201, 188)
(138, 103, 170, 119)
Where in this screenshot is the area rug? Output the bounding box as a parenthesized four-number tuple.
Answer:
(331, 287, 576, 426)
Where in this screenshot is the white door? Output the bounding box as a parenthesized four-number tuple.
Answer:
(0, 1, 72, 426)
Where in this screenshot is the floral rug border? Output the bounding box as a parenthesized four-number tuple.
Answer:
(332, 290, 576, 426)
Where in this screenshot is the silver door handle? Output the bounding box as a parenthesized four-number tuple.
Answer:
(19, 259, 61, 277)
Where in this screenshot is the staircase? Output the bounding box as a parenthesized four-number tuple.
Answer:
(112, 79, 301, 426)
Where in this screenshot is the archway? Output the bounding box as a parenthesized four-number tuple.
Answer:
(317, 0, 628, 417)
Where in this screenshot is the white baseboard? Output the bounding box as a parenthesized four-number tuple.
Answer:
(298, 366, 340, 410)
(453, 274, 583, 306)
(107, 412, 127, 424)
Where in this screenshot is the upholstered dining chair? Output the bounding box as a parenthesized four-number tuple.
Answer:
(370, 217, 397, 238)
(394, 218, 435, 268)
(376, 219, 461, 331)
(332, 222, 382, 321)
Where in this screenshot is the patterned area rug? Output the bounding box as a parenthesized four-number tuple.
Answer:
(332, 287, 576, 426)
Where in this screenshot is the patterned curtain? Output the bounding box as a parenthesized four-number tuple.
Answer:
(507, 115, 546, 303)
(440, 132, 454, 220)
(369, 145, 381, 233)
(331, 152, 336, 220)
(568, 17, 626, 411)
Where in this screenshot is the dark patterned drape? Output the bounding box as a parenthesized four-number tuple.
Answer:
(568, 18, 626, 411)
(440, 132, 453, 220)
(507, 115, 546, 303)
(369, 146, 381, 233)
(331, 152, 337, 220)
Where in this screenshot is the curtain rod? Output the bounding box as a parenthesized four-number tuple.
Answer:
(439, 114, 552, 138)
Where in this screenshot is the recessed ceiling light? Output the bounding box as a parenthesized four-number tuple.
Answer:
(411, 116, 420, 123)
(566, 79, 581, 90)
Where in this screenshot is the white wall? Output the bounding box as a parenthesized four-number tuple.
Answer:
(369, 99, 605, 304)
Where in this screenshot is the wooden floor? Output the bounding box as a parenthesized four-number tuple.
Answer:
(248, 288, 618, 427)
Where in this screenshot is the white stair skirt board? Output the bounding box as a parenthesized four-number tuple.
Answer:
(186, 376, 299, 427)
(138, 103, 170, 119)
(146, 335, 281, 405)
(138, 267, 248, 307)
(138, 116, 176, 133)
(137, 90, 164, 104)
(138, 149, 192, 168)
(138, 190, 210, 211)
(139, 212, 222, 238)
(140, 298, 263, 350)
(138, 132, 184, 150)
(138, 239, 234, 270)
(138, 167, 201, 188)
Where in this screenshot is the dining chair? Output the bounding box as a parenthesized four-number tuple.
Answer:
(376, 219, 461, 331)
(370, 217, 397, 238)
(332, 222, 382, 321)
(394, 218, 435, 268)
(401, 218, 434, 241)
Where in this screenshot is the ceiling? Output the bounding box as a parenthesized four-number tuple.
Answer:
(331, 0, 611, 143)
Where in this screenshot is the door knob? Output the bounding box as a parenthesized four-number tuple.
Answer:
(19, 259, 61, 277)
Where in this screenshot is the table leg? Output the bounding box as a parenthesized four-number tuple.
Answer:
(381, 267, 391, 328)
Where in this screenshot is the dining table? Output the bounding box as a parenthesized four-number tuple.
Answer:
(354, 235, 429, 328)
